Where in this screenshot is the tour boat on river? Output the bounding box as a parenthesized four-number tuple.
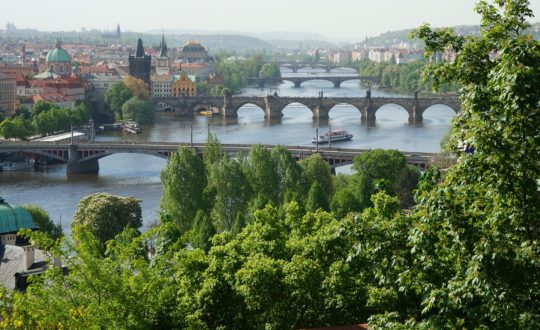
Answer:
(312, 129, 353, 144)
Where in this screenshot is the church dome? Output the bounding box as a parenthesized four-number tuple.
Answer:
(46, 40, 71, 63)
(182, 41, 206, 52)
(0, 197, 37, 234)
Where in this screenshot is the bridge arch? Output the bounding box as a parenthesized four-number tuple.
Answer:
(420, 104, 458, 123)
(2, 149, 69, 163)
(78, 150, 169, 163)
(419, 102, 460, 115)
(328, 103, 366, 119)
(154, 101, 174, 112)
(373, 103, 412, 123)
(274, 100, 313, 116)
(329, 67, 357, 73)
(337, 78, 362, 88)
(283, 77, 335, 88)
(280, 102, 314, 118)
(236, 103, 267, 118)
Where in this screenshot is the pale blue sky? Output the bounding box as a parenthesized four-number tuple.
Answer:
(2, 0, 540, 41)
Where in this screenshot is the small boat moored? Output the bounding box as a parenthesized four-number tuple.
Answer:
(312, 129, 353, 144)
(121, 121, 142, 134)
(0, 158, 35, 171)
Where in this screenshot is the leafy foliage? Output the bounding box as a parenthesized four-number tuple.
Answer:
(22, 204, 63, 240)
(121, 96, 154, 124)
(71, 193, 142, 250)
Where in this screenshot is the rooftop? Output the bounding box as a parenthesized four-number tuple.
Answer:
(0, 197, 37, 235)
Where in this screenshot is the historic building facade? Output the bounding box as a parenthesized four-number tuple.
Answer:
(0, 73, 16, 115)
(172, 74, 196, 97)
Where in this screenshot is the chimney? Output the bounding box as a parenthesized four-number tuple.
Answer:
(22, 245, 35, 271)
(52, 256, 62, 267)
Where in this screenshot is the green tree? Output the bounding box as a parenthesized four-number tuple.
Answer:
(71, 193, 142, 249)
(0, 116, 32, 140)
(22, 204, 62, 240)
(31, 106, 70, 136)
(299, 153, 333, 199)
(190, 210, 215, 252)
(245, 145, 279, 206)
(1, 227, 178, 329)
(13, 105, 31, 120)
(121, 96, 154, 124)
(370, 1, 540, 328)
(70, 102, 91, 126)
(352, 149, 419, 209)
(124, 76, 150, 100)
(271, 145, 303, 203)
(208, 156, 252, 231)
(104, 82, 133, 119)
(31, 100, 53, 116)
(330, 187, 362, 218)
(305, 181, 329, 212)
(160, 146, 207, 234)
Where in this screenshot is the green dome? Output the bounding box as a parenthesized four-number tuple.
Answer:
(46, 40, 71, 63)
(46, 47, 71, 62)
(0, 197, 37, 234)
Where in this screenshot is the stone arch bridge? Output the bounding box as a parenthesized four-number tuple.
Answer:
(277, 61, 357, 73)
(153, 93, 460, 125)
(0, 141, 436, 174)
(250, 74, 380, 88)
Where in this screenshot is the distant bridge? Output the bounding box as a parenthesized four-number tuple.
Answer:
(250, 74, 379, 88)
(0, 141, 436, 174)
(153, 93, 461, 125)
(276, 61, 358, 73)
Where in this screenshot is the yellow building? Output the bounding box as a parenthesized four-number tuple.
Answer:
(172, 74, 196, 97)
(0, 73, 16, 115)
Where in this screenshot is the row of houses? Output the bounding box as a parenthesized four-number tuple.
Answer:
(309, 48, 455, 65)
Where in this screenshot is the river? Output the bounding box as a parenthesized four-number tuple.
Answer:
(0, 69, 456, 233)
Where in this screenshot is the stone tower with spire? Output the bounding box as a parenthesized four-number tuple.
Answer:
(128, 38, 151, 85)
(155, 33, 170, 75)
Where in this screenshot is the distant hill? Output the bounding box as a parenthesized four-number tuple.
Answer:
(148, 29, 334, 51)
(360, 22, 540, 49)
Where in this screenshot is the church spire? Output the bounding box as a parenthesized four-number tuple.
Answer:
(136, 38, 145, 57)
(159, 32, 167, 57)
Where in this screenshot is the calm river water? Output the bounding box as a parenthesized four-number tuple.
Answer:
(0, 69, 456, 233)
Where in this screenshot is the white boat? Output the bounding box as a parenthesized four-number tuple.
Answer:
(312, 129, 353, 144)
(0, 159, 35, 171)
(122, 121, 142, 134)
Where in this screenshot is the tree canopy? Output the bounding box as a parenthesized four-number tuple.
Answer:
(71, 193, 142, 249)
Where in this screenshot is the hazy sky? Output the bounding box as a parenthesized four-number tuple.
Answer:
(3, 0, 540, 41)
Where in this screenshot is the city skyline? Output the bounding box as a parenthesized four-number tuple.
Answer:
(4, 0, 540, 41)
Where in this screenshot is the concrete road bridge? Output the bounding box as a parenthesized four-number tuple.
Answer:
(0, 141, 437, 174)
(153, 93, 460, 125)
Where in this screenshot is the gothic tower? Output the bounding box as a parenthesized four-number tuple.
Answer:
(155, 33, 170, 75)
(128, 38, 151, 85)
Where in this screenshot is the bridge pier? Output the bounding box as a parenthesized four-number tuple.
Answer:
(409, 104, 424, 125)
(311, 105, 329, 119)
(293, 81, 302, 88)
(67, 145, 99, 174)
(362, 104, 377, 125)
(333, 80, 341, 88)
